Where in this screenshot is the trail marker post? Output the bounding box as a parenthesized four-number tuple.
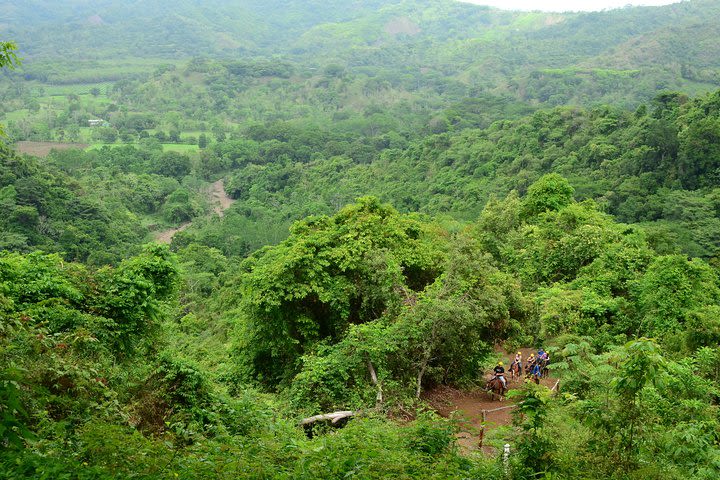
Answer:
(503, 443, 511, 477)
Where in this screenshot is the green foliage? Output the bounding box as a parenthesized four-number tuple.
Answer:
(152, 151, 191, 179)
(638, 255, 720, 337)
(0, 40, 20, 139)
(511, 382, 556, 477)
(242, 208, 526, 411)
(521, 173, 575, 218)
(0, 365, 33, 449)
(2, 172, 720, 477)
(0, 143, 148, 262)
(233, 197, 446, 386)
(541, 337, 720, 479)
(613, 338, 667, 398)
(0, 244, 178, 357)
(160, 89, 720, 259)
(5, 2, 720, 476)
(0, 41, 20, 70)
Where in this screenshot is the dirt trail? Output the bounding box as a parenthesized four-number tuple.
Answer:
(424, 347, 557, 454)
(210, 179, 233, 217)
(16, 141, 89, 157)
(154, 179, 235, 244)
(154, 222, 191, 244)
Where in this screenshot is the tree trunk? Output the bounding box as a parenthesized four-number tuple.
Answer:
(299, 411, 355, 426)
(366, 357, 383, 408)
(416, 357, 429, 399)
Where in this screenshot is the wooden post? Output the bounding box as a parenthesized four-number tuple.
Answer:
(478, 410, 487, 448)
(503, 443, 511, 478)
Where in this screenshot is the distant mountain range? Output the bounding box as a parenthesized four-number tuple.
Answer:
(1, 0, 719, 105)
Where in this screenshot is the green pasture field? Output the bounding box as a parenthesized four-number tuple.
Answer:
(161, 143, 200, 153)
(79, 127, 94, 142)
(2, 109, 30, 121)
(86, 142, 200, 154)
(35, 96, 70, 106)
(20, 57, 185, 85)
(537, 67, 641, 77)
(40, 82, 114, 96)
(145, 130, 205, 137)
(180, 131, 206, 141)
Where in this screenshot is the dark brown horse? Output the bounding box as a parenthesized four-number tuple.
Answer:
(485, 376, 507, 401)
(541, 357, 550, 378)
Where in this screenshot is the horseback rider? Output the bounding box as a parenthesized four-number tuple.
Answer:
(526, 353, 536, 375)
(537, 348, 549, 371)
(541, 349, 550, 376)
(530, 349, 545, 380)
(513, 351, 523, 376)
(494, 361, 507, 390)
(531, 358, 542, 379)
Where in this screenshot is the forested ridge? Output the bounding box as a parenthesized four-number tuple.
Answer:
(2, 1, 720, 479)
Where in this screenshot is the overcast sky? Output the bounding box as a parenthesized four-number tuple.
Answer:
(459, 0, 681, 12)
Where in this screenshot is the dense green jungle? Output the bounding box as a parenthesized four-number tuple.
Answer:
(2, 1, 720, 478)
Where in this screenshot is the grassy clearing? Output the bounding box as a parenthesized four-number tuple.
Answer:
(41, 82, 114, 96)
(86, 143, 200, 153)
(36, 96, 70, 106)
(162, 143, 200, 153)
(2, 109, 30, 121)
(538, 67, 641, 77)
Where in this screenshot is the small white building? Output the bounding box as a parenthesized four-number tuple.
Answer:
(88, 119, 108, 127)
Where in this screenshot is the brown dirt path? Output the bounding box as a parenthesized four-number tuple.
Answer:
(154, 222, 191, 244)
(423, 347, 557, 454)
(154, 179, 234, 243)
(16, 141, 88, 157)
(210, 179, 234, 217)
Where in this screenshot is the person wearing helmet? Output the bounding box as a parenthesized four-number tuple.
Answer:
(494, 361, 506, 389)
(538, 349, 550, 376)
(513, 351, 523, 376)
(526, 353, 536, 377)
(532, 357, 542, 379)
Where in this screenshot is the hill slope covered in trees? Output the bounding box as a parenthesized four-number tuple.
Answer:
(3, 1, 720, 479)
(3, 0, 720, 105)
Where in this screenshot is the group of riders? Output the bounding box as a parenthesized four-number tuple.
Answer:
(488, 349, 550, 395)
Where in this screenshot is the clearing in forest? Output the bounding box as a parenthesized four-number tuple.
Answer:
(15, 141, 88, 157)
(154, 179, 234, 243)
(424, 347, 557, 454)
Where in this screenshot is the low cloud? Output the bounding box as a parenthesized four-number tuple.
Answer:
(458, 0, 681, 12)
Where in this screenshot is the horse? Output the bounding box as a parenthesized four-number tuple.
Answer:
(541, 357, 550, 378)
(485, 375, 507, 401)
(529, 358, 547, 385)
(509, 360, 521, 381)
(525, 360, 535, 379)
(524, 359, 538, 384)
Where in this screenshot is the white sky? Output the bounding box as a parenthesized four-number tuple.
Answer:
(459, 0, 681, 12)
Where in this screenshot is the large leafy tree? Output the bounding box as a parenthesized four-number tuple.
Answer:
(0, 244, 178, 449)
(289, 233, 526, 412)
(637, 254, 720, 337)
(232, 197, 447, 386)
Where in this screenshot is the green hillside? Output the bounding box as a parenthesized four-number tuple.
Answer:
(3, 1, 720, 479)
